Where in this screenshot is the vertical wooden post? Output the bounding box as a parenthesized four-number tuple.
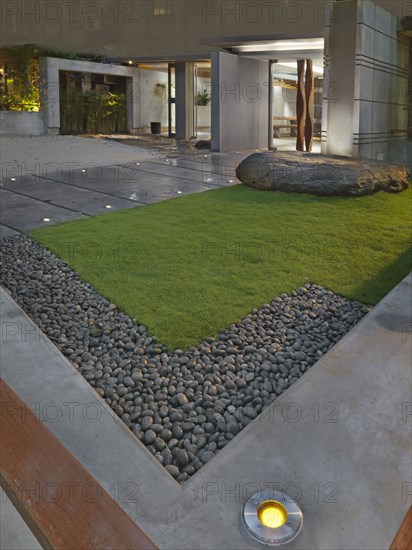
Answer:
(296, 59, 306, 151)
(305, 59, 314, 152)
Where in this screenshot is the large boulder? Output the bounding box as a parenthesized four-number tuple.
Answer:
(235, 151, 410, 196)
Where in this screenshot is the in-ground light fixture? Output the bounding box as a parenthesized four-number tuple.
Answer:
(42, 218, 51, 222)
(242, 490, 303, 546)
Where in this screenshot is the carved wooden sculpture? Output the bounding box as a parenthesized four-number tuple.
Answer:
(305, 59, 314, 152)
(296, 59, 306, 151)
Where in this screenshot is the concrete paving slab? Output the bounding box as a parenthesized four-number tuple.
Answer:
(0, 189, 88, 231)
(1, 154, 245, 233)
(2, 177, 142, 216)
(1, 273, 411, 549)
(153, 157, 239, 179)
(181, 150, 255, 168)
(0, 488, 42, 550)
(122, 160, 237, 186)
(0, 224, 21, 240)
(43, 167, 228, 204)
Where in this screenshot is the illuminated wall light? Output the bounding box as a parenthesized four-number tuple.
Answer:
(128, 60, 133, 65)
(10, 177, 16, 181)
(177, 191, 183, 194)
(242, 490, 303, 546)
(81, 169, 86, 172)
(42, 218, 51, 222)
(105, 205, 112, 209)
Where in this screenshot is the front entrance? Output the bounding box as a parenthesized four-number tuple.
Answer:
(270, 59, 323, 153)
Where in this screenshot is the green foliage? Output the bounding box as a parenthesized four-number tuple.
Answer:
(0, 46, 40, 111)
(400, 16, 412, 30)
(195, 89, 211, 106)
(0, 44, 104, 112)
(31, 185, 412, 350)
(60, 90, 127, 134)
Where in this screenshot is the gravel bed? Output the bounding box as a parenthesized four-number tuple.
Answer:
(0, 235, 369, 482)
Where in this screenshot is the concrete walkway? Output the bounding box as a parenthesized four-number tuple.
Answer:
(1, 273, 411, 549)
(0, 150, 247, 236)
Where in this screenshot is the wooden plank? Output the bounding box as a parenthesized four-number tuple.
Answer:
(273, 116, 297, 121)
(0, 378, 158, 550)
(389, 507, 412, 550)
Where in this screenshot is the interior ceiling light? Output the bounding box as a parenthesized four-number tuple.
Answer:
(277, 61, 323, 75)
(236, 38, 324, 53)
(242, 490, 303, 546)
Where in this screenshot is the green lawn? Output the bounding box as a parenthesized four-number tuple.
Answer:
(30, 185, 412, 350)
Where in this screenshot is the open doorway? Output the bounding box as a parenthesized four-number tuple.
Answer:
(194, 61, 211, 139)
(271, 60, 323, 152)
(137, 63, 175, 135)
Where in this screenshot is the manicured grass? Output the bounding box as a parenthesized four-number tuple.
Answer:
(30, 185, 412, 349)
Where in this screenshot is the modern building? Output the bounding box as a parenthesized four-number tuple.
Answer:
(1, 0, 410, 162)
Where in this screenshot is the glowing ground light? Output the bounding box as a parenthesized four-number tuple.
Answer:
(177, 191, 183, 194)
(242, 490, 303, 546)
(105, 205, 112, 209)
(42, 218, 51, 222)
(11, 178, 16, 181)
(258, 501, 287, 529)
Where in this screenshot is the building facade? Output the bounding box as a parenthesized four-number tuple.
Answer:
(1, 0, 410, 162)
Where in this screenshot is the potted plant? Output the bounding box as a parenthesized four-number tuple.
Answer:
(195, 89, 210, 106)
(151, 82, 167, 134)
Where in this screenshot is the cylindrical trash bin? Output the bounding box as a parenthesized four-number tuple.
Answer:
(150, 122, 161, 135)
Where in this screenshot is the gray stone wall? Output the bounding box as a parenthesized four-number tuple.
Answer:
(0, 112, 45, 136)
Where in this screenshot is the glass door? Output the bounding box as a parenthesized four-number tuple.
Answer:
(168, 64, 176, 137)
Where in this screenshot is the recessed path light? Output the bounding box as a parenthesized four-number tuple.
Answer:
(42, 218, 51, 222)
(242, 489, 302, 546)
(105, 205, 112, 209)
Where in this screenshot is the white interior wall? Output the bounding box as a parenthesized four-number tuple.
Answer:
(139, 69, 175, 130)
(272, 86, 297, 118)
